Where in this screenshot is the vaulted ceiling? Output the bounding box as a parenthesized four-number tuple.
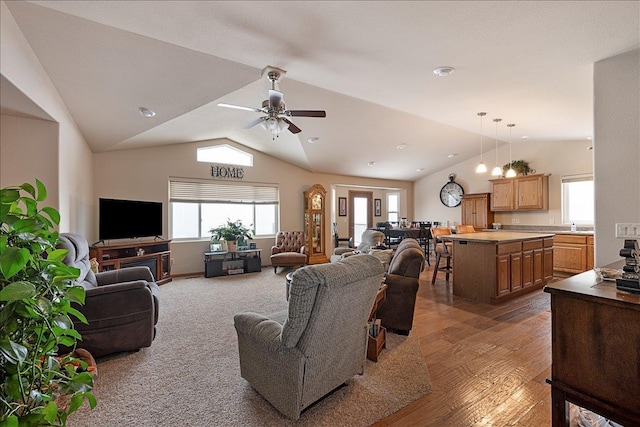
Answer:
(2, 1, 638, 180)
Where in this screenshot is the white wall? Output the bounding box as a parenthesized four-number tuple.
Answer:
(414, 139, 594, 227)
(93, 138, 413, 275)
(594, 49, 640, 266)
(0, 1, 94, 236)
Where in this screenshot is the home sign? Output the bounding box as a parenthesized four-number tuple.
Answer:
(210, 164, 244, 180)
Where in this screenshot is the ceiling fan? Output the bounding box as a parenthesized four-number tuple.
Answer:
(217, 66, 326, 139)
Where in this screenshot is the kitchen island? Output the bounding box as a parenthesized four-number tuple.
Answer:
(446, 231, 554, 304)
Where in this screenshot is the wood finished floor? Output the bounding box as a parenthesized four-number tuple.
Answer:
(372, 262, 554, 426)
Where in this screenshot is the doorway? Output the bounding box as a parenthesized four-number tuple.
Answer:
(349, 191, 373, 246)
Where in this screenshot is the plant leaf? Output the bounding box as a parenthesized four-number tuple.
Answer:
(65, 286, 86, 305)
(0, 339, 28, 365)
(41, 206, 61, 225)
(47, 248, 69, 262)
(0, 247, 30, 280)
(35, 179, 47, 201)
(41, 401, 59, 423)
(0, 281, 36, 301)
(0, 188, 20, 203)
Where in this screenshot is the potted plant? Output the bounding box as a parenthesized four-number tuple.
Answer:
(209, 219, 253, 252)
(0, 180, 96, 426)
(502, 160, 535, 176)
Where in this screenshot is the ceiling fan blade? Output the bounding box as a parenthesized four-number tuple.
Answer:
(218, 103, 261, 113)
(269, 90, 284, 110)
(287, 110, 327, 118)
(242, 117, 267, 129)
(282, 118, 302, 134)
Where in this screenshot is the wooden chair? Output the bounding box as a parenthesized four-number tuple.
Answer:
(431, 227, 453, 285)
(456, 224, 476, 234)
(332, 222, 351, 248)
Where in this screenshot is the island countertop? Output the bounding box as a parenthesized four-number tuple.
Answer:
(445, 231, 555, 244)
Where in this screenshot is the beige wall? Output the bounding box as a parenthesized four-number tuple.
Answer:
(0, 1, 94, 236)
(93, 138, 413, 275)
(414, 139, 594, 227)
(594, 49, 640, 266)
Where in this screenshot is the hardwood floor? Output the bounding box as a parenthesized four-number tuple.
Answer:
(373, 263, 554, 426)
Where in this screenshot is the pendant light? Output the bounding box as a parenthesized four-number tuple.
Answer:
(475, 112, 487, 173)
(491, 118, 503, 176)
(505, 123, 517, 178)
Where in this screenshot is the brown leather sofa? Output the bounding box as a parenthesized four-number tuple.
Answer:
(58, 233, 160, 357)
(270, 231, 307, 273)
(376, 238, 425, 335)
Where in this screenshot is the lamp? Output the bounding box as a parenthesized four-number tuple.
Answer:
(475, 112, 487, 173)
(506, 123, 517, 177)
(491, 118, 503, 176)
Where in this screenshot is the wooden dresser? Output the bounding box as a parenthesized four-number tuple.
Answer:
(544, 263, 640, 426)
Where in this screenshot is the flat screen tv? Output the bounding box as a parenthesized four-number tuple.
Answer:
(99, 198, 163, 241)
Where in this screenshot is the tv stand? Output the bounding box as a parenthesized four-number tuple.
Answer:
(89, 240, 172, 285)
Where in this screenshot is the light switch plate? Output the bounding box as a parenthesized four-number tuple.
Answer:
(615, 223, 640, 238)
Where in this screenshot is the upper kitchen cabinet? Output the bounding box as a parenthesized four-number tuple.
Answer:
(461, 193, 495, 230)
(490, 174, 549, 211)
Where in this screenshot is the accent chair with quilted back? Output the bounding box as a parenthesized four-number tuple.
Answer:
(58, 233, 160, 357)
(376, 238, 425, 334)
(234, 254, 385, 419)
(270, 231, 307, 273)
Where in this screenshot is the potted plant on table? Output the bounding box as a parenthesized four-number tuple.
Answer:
(209, 219, 253, 252)
(0, 180, 96, 426)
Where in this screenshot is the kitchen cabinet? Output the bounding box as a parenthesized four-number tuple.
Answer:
(460, 193, 494, 229)
(489, 174, 549, 211)
(553, 233, 594, 274)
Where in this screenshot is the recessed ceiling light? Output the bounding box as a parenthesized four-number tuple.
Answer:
(447, 153, 458, 158)
(416, 168, 424, 172)
(396, 143, 407, 149)
(521, 135, 529, 139)
(433, 66, 455, 77)
(307, 137, 319, 144)
(587, 136, 593, 140)
(368, 161, 376, 166)
(138, 107, 156, 118)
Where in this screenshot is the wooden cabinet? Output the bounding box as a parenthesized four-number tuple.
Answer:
(553, 234, 594, 274)
(204, 249, 262, 277)
(90, 240, 171, 284)
(490, 174, 549, 211)
(304, 184, 329, 265)
(544, 238, 554, 282)
(460, 193, 494, 229)
(495, 237, 553, 301)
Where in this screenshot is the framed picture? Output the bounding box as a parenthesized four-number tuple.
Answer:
(249, 242, 257, 249)
(374, 198, 382, 217)
(338, 197, 347, 216)
(210, 243, 222, 252)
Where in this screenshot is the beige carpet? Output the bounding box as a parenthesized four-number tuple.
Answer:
(69, 270, 432, 426)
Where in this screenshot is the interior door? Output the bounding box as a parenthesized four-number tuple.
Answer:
(349, 191, 373, 246)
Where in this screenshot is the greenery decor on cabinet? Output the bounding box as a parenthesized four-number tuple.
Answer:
(502, 160, 535, 176)
(209, 219, 253, 252)
(0, 180, 96, 426)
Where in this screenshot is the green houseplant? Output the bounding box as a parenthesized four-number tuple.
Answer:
(209, 219, 253, 252)
(502, 160, 535, 176)
(0, 180, 96, 426)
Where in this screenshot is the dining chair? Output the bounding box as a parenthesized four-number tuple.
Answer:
(431, 227, 453, 285)
(456, 224, 476, 234)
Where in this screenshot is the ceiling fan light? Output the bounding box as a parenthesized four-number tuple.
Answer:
(491, 165, 502, 176)
(476, 162, 487, 173)
(277, 118, 289, 132)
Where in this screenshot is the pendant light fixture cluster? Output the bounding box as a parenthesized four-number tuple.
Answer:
(475, 111, 518, 178)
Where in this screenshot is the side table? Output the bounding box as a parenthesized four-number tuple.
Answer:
(367, 284, 388, 362)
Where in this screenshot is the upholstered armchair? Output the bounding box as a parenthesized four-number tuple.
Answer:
(330, 229, 385, 263)
(270, 231, 307, 273)
(58, 233, 160, 357)
(234, 255, 385, 419)
(376, 238, 425, 335)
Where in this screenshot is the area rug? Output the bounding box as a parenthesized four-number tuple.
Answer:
(69, 271, 432, 426)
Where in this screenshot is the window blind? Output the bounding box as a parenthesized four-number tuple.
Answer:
(561, 174, 593, 184)
(169, 180, 279, 204)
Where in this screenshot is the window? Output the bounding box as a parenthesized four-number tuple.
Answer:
(170, 180, 278, 239)
(387, 193, 399, 222)
(561, 174, 594, 225)
(197, 144, 253, 166)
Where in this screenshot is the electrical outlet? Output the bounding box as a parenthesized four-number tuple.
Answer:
(549, 218, 555, 225)
(615, 223, 640, 238)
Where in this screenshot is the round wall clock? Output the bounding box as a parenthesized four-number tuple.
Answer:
(440, 173, 464, 208)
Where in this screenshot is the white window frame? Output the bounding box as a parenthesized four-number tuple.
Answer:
(169, 179, 279, 240)
(387, 192, 400, 222)
(196, 144, 253, 166)
(561, 174, 594, 225)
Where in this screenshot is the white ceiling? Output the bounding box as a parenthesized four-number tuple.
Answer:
(2, 1, 639, 181)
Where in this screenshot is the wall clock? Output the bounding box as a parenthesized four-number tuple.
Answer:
(440, 173, 464, 208)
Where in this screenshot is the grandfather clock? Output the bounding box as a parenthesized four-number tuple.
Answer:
(304, 184, 329, 264)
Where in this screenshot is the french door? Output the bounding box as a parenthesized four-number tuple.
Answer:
(348, 191, 373, 246)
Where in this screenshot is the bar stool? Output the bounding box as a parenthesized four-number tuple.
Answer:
(431, 227, 452, 284)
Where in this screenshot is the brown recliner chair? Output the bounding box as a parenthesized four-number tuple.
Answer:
(376, 238, 425, 335)
(270, 231, 307, 273)
(58, 233, 160, 357)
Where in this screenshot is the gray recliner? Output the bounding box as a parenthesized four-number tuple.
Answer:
(58, 233, 160, 357)
(234, 254, 385, 419)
